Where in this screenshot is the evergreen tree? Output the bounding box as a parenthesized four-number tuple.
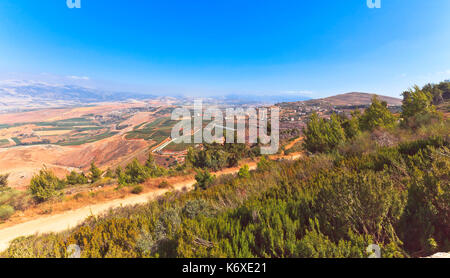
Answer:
(0, 173, 9, 190)
(359, 96, 396, 131)
(89, 162, 103, 183)
(401, 85, 439, 128)
(303, 113, 346, 153)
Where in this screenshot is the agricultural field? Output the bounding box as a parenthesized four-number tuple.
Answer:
(126, 117, 177, 145)
(0, 102, 176, 189)
(0, 116, 115, 147)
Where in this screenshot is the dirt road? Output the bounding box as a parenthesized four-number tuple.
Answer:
(0, 179, 195, 252)
(0, 164, 259, 252)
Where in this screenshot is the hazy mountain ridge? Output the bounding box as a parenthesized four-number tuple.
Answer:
(0, 81, 156, 112)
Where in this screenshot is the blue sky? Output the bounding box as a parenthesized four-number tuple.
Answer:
(0, 0, 449, 98)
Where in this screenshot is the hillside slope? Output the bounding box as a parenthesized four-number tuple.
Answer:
(278, 92, 402, 107)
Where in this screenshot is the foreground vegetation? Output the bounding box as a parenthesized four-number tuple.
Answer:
(0, 81, 448, 258)
(1, 132, 448, 258)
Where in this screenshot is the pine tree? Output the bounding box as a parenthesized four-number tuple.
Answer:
(359, 96, 396, 131)
(89, 162, 103, 183)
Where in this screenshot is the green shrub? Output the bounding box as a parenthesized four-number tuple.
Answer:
(194, 170, 216, 190)
(131, 185, 144, 194)
(303, 113, 346, 153)
(359, 96, 396, 131)
(66, 171, 88, 185)
(158, 180, 170, 189)
(0, 173, 9, 189)
(118, 159, 149, 186)
(182, 199, 211, 219)
(238, 165, 251, 178)
(29, 169, 64, 203)
(0, 204, 15, 221)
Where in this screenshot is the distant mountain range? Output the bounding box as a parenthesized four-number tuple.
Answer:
(0, 80, 403, 113)
(0, 80, 156, 112)
(221, 93, 310, 104)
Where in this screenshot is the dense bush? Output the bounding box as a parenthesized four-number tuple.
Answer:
(186, 141, 256, 171)
(303, 113, 346, 153)
(0, 173, 9, 189)
(117, 154, 169, 187)
(238, 165, 250, 179)
(0, 204, 15, 221)
(194, 170, 216, 190)
(66, 171, 88, 185)
(359, 96, 396, 131)
(131, 185, 144, 194)
(401, 85, 442, 129)
(29, 169, 65, 203)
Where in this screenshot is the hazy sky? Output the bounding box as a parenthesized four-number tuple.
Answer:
(0, 0, 449, 98)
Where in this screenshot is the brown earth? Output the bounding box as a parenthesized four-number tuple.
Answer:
(0, 134, 151, 190)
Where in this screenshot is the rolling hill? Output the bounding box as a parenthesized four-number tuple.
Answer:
(278, 92, 402, 107)
(319, 92, 402, 106)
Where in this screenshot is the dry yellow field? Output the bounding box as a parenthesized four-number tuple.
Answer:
(34, 130, 72, 136)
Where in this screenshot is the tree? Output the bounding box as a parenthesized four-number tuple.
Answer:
(400, 85, 442, 129)
(359, 96, 396, 131)
(0, 173, 9, 190)
(436, 81, 450, 100)
(145, 153, 167, 177)
(29, 168, 64, 202)
(145, 153, 156, 169)
(303, 113, 346, 153)
(89, 162, 103, 183)
(124, 159, 149, 185)
(401, 86, 436, 122)
(422, 83, 444, 105)
(341, 110, 361, 140)
(66, 171, 88, 185)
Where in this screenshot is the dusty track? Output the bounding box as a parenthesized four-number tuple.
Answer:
(284, 137, 304, 151)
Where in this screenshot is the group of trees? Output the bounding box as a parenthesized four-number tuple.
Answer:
(116, 154, 169, 187)
(401, 85, 442, 129)
(303, 82, 448, 154)
(303, 96, 396, 153)
(421, 81, 450, 105)
(27, 162, 104, 203)
(186, 141, 258, 172)
(26, 151, 178, 203)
